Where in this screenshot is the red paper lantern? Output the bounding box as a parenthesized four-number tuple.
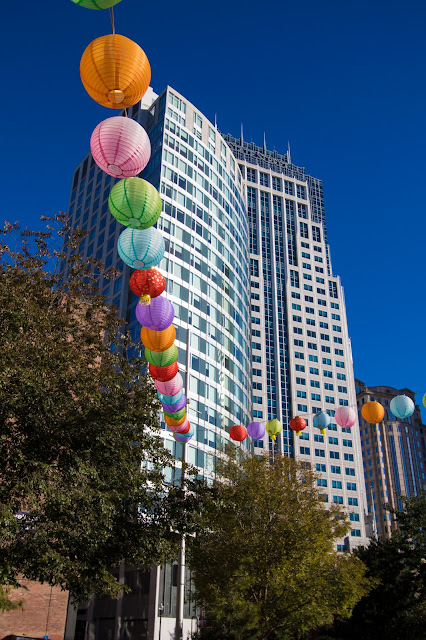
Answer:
(129, 268, 166, 298)
(229, 425, 247, 442)
(149, 361, 178, 382)
(289, 416, 307, 437)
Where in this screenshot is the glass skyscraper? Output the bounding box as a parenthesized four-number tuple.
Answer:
(64, 86, 370, 639)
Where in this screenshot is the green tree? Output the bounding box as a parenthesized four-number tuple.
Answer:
(333, 494, 426, 639)
(187, 453, 371, 640)
(0, 216, 184, 605)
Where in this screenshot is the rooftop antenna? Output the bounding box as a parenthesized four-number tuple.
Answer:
(287, 140, 291, 164)
(263, 131, 267, 151)
(240, 123, 244, 143)
(214, 113, 217, 129)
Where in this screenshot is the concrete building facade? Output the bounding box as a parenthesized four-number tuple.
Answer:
(224, 135, 369, 549)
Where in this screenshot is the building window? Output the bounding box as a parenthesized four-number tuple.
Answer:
(312, 226, 321, 242)
(247, 168, 257, 183)
(272, 176, 282, 191)
(297, 184, 307, 199)
(259, 172, 269, 187)
(300, 222, 309, 238)
(284, 180, 294, 195)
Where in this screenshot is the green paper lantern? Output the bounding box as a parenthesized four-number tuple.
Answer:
(163, 407, 187, 421)
(145, 345, 178, 367)
(109, 177, 162, 229)
(71, 0, 122, 8)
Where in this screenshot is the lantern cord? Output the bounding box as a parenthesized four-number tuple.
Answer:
(109, 7, 115, 34)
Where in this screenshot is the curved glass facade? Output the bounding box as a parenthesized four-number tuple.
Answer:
(130, 87, 252, 475)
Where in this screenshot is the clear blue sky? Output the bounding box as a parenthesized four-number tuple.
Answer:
(2, 0, 426, 413)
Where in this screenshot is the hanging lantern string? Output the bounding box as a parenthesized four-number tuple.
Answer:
(109, 7, 115, 34)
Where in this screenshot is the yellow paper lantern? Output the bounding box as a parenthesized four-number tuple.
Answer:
(361, 401, 385, 424)
(80, 34, 151, 109)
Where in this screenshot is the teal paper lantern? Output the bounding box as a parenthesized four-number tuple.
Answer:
(157, 389, 183, 405)
(109, 178, 162, 229)
(390, 394, 415, 419)
(117, 227, 165, 270)
(313, 411, 331, 435)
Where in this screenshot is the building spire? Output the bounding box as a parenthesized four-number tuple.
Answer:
(287, 140, 291, 164)
(214, 113, 217, 129)
(240, 123, 244, 143)
(263, 132, 267, 151)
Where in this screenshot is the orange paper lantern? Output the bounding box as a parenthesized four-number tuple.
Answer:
(164, 413, 187, 427)
(361, 401, 385, 424)
(80, 34, 151, 109)
(140, 325, 176, 352)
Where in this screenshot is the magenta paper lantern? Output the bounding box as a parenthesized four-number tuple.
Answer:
(335, 406, 357, 429)
(247, 421, 265, 439)
(155, 372, 183, 396)
(162, 394, 187, 414)
(136, 296, 174, 331)
(90, 116, 151, 178)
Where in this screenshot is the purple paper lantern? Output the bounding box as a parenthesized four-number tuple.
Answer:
(136, 295, 174, 331)
(247, 421, 266, 439)
(162, 394, 187, 414)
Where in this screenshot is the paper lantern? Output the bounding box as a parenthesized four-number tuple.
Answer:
(390, 394, 415, 419)
(229, 425, 247, 442)
(174, 426, 194, 443)
(313, 412, 331, 435)
(90, 117, 151, 178)
(266, 419, 282, 442)
(169, 419, 190, 434)
(362, 401, 385, 424)
(118, 227, 164, 270)
(130, 268, 166, 299)
(109, 178, 162, 229)
(71, 0, 121, 8)
(163, 407, 186, 421)
(335, 406, 357, 429)
(145, 345, 178, 367)
(149, 362, 178, 383)
(165, 413, 186, 427)
(247, 422, 265, 439)
(161, 394, 187, 414)
(155, 373, 183, 396)
(136, 296, 174, 331)
(289, 416, 307, 437)
(80, 34, 151, 109)
(157, 388, 183, 405)
(140, 325, 175, 352)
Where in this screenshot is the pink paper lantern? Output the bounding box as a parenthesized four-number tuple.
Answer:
(335, 406, 357, 429)
(90, 116, 151, 178)
(155, 372, 183, 397)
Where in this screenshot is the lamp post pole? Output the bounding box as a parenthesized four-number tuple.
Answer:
(175, 328, 191, 640)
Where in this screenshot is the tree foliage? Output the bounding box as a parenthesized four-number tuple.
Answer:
(332, 494, 426, 639)
(0, 216, 183, 603)
(187, 454, 371, 640)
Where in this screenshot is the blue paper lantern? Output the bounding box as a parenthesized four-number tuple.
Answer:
(157, 389, 184, 405)
(390, 394, 415, 419)
(313, 411, 331, 435)
(117, 227, 165, 269)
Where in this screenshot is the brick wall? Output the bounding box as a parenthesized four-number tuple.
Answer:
(0, 579, 69, 640)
